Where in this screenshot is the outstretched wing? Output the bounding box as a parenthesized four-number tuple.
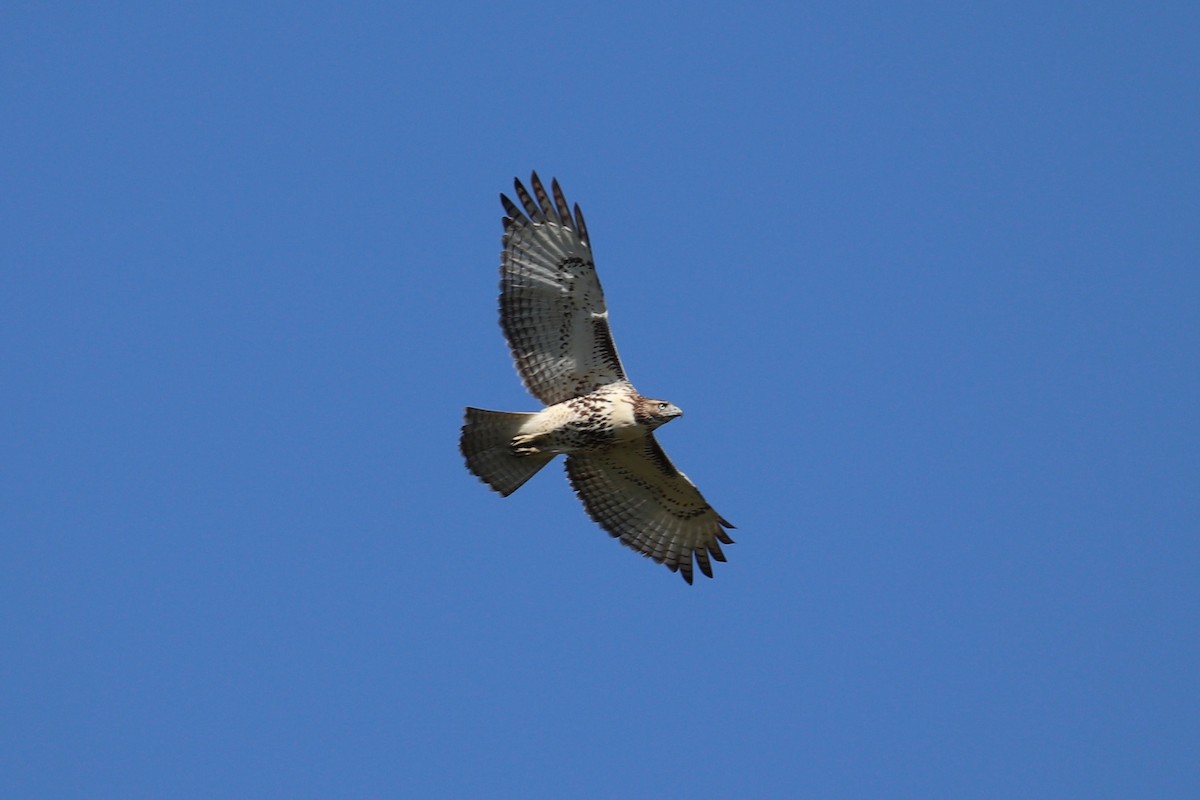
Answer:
(499, 173, 627, 405)
(565, 435, 734, 584)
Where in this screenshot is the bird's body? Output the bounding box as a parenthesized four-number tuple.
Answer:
(515, 382, 642, 454)
(460, 173, 733, 583)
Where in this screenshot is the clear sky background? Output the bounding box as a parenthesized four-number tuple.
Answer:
(3, 3, 1197, 798)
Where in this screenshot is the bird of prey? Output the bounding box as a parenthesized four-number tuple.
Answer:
(459, 173, 733, 583)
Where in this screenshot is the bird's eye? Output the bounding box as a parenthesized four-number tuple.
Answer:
(658, 402, 669, 411)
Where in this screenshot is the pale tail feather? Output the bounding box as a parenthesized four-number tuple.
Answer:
(460, 407, 554, 496)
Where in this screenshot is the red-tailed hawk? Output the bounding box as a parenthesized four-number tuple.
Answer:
(460, 173, 734, 583)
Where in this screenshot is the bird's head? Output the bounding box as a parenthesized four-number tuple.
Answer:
(635, 397, 684, 429)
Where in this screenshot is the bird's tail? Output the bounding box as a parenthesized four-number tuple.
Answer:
(460, 407, 554, 496)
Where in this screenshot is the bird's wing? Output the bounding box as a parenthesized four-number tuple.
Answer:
(499, 172, 627, 405)
(565, 435, 734, 583)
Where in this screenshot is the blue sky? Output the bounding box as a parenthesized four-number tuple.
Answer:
(3, 2, 1197, 797)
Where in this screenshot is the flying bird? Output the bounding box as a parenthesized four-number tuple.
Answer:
(460, 172, 734, 583)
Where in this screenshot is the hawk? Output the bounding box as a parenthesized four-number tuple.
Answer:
(460, 173, 734, 583)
